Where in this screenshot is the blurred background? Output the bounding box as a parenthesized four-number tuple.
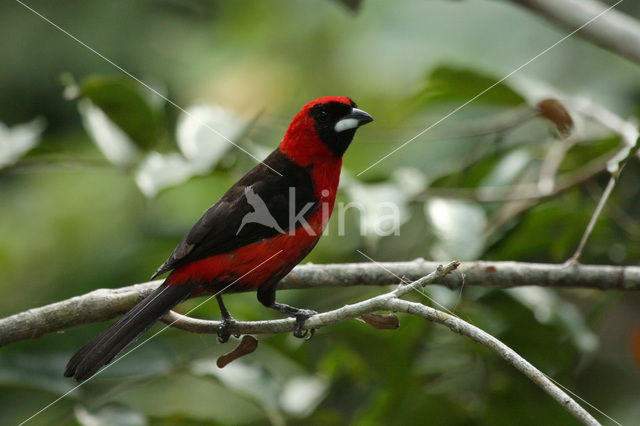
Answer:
(1, 0, 640, 424)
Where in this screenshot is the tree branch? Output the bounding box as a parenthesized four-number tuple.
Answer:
(105, 262, 604, 425)
(1, 260, 639, 347)
(1, 262, 607, 424)
(508, 0, 640, 66)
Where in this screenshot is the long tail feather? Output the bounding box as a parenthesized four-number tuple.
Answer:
(64, 282, 195, 382)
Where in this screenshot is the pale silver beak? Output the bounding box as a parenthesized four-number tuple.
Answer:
(334, 108, 374, 133)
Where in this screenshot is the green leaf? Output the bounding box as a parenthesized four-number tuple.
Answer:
(414, 66, 526, 108)
(80, 76, 159, 150)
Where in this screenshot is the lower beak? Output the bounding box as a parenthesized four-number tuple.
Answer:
(335, 108, 374, 132)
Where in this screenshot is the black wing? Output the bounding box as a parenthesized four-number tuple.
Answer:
(151, 149, 316, 279)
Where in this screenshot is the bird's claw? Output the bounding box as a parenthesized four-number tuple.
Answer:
(217, 317, 238, 343)
(293, 309, 317, 340)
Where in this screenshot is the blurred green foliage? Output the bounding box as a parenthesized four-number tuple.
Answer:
(79, 76, 161, 151)
(412, 66, 526, 108)
(1, 0, 640, 425)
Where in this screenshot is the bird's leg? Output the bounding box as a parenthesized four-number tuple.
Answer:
(216, 294, 237, 343)
(257, 285, 317, 339)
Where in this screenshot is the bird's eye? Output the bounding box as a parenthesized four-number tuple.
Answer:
(317, 110, 329, 123)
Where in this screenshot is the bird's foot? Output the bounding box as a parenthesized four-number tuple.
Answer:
(292, 309, 317, 340)
(267, 302, 317, 340)
(217, 317, 238, 343)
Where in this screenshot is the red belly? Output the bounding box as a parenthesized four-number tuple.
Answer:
(166, 210, 326, 292)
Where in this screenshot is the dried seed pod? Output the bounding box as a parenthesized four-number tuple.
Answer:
(362, 313, 400, 330)
(537, 98, 574, 136)
(216, 335, 258, 368)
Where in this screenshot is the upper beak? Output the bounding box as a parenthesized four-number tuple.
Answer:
(334, 108, 374, 133)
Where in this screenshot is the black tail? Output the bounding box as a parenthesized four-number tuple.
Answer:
(64, 282, 195, 382)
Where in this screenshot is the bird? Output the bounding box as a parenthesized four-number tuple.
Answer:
(64, 96, 373, 382)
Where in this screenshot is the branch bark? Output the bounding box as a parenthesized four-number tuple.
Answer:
(508, 0, 640, 66)
(1, 260, 639, 347)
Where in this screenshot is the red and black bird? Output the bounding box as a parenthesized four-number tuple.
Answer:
(65, 96, 373, 382)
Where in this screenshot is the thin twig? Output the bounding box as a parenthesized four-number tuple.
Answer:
(163, 300, 601, 425)
(416, 148, 614, 203)
(567, 176, 616, 264)
(568, 132, 640, 263)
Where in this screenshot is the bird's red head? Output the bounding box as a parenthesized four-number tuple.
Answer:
(280, 96, 373, 166)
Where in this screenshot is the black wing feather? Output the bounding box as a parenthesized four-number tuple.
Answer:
(151, 149, 316, 279)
